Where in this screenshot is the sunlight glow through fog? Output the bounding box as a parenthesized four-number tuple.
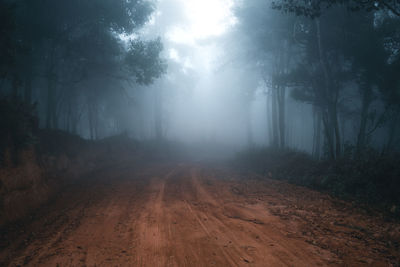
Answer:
(166, 0, 236, 44)
(138, 0, 259, 146)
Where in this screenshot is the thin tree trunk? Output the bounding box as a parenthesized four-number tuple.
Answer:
(11, 74, 19, 102)
(333, 104, 341, 158)
(266, 92, 273, 145)
(356, 85, 372, 157)
(341, 115, 346, 149)
(88, 103, 94, 140)
(313, 106, 317, 155)
(45, 74, 56, 129)
(87, 95, 99, 140)
(66, 102, 71, 133)
(316, 19, 341, 159)
(322, 110, 335, 159)
(385, 109, 399, 153)
(154, 88, 162, 140)
(94, 100, 99, 140)
(45, 43, 58, 129)
(313, 106, 322, 159)
(271, 87, 279, 147)
(246, 101, 253, 147)
(23, 52, 33, 104)
(277, 86, 286, 148)
(71, 111, 79, 135)
(315, 109, 322, 159)
(51, 85, 58, 129)
(24, 73, 32, 104)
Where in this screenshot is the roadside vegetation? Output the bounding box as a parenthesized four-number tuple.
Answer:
(234, 147, 400, 217)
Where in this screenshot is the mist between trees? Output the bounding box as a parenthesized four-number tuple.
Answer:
(2, 1, 400, 263)
(0, 0, 399, 161)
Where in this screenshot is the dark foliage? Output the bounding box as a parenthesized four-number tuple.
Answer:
(0, 98, 38, 165)
(234, 147, 400, 215)
(0, 1, 16, 78)
(272, 0, 400, 17)
(36, 130, 88, 158)
(126, 38, 167, 85)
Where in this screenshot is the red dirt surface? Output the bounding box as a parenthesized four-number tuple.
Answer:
(1, 163, 399, 266)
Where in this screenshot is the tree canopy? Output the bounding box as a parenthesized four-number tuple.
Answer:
(0, 0, 166, 138)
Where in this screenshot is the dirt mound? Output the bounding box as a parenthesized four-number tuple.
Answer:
(0, 131, 141, 228)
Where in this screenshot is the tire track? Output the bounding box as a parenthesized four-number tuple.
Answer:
(2, 163, 395, 266)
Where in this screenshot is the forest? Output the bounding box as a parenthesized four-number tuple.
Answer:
(1, 0, 400, 266)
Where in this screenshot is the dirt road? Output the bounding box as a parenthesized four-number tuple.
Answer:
(1, 163, 399, 266)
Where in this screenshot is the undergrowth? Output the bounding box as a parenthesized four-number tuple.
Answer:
(233, 147, 400, 217)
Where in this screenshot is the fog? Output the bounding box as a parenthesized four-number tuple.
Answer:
(1, 0, 399, 159)
(2, 2, 400, 263)
(122, 0, 318, 153)
(118, 0, 309, 151)
(136, 0, 252, 146)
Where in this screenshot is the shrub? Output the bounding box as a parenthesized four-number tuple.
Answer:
(0, 98, 38, 165)
(234, 147, 400, 213)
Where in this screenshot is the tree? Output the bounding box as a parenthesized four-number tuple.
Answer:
(26, 0, 154, 129)
(235, 0, 298, 148)
(0, 1, 16, 82)
(0, 0, 167, 139)
(272, 0, 400, 18)
(125, 38, 167, 140)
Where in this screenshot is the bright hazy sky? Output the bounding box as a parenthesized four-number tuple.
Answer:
(143, 0, 237, 75)
(165, 0, 236, 44)
(137, 0, 272, 146)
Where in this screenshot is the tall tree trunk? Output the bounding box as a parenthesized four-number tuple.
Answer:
(313, 106, 322, 159)
(94, 101, 99, 140)
(45, 43, 58, 129)
(316, 110, 322, 159)
(89, 118, 94, 140)
(356, 84, 372, 157)
(11, 74, 19, 102)
(71, 112, 79, 135)
(266, 92, 273, 145)
(277, 86, 286, 148)
(45, 74, 56, 129)
(333, 104, 341, 158)
(88, 102, 94, 140)
(87, 95, 99, 140)
(24, 73, 32, 104)
(51, 88, 58, 130)
(313, 106, 317, 155)
(23, 53, 34, 104)
(246, 101, 253, 147)
(385, 109, 399, 153)
(66, 101, 71, 133)
(316, 19, 343, 159)
(154, 88, 162, 140)
(322, 110, 335, 159)
(287, 111, 293, 148)
(45, 76, 58, 129)
(341, 115, 346, 149)
(271, 87, 279, 147)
